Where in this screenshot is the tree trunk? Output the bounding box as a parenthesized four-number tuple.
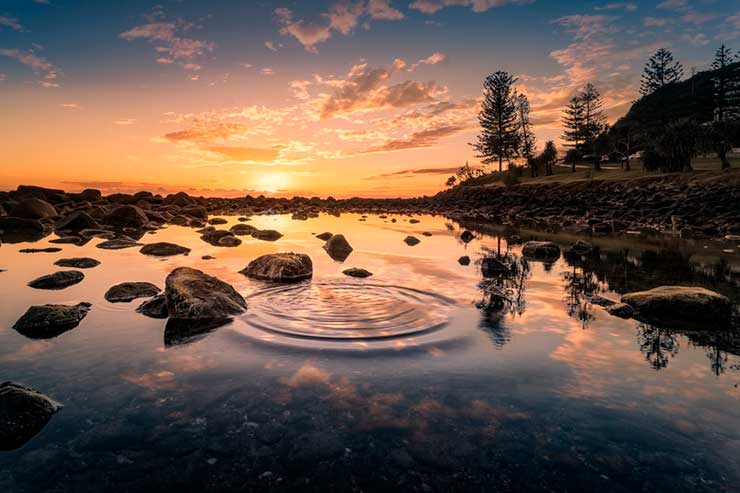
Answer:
(719, 147, 730, 170)
(499, 155, 503, 173)
(624, 157, 631, 172)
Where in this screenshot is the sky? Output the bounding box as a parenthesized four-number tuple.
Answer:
(1, 0, 738, 198)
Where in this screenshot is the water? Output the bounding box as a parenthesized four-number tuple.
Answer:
(1, 213, 739, 492)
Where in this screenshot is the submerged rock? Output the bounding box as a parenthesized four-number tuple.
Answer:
(164, 318, 230, 347)
(316, 232, 333, 241)
(564, 240, 596, 258)
(28, 271, 84, 290)
(9, 198, 57, 220)
(621, 286, 732, 329)
(343, 267, 373, 278)
(0, 382, 63, 451)
(252, 229, 283, 241)
(54, 257, 101, 269)
(139, 242, 191, 256)
(323, 234, 353, 261)
(96, 238, 141, 250)
(241, 253, 313, 282)
(403, 236, 420, 246)
(12, 302, 92, 339)
(522, 241, 561, 261)
(136, 294, 169, 319)
(230, 224, 258, 236)
(105, 282, 161, 302)
(165, 267, 247, 320)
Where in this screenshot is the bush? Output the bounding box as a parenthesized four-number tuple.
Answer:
(644, 120, 699, 172)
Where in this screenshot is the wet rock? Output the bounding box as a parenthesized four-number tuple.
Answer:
(103, 205, 148, 229)
(316, 232, 333, 241)
(252, 229, 283, 242)
(421, 232, 432, 237)
(9, 198, 57, 220)
(200, 229, 236, 246)
(0, 382, 63, 451)
(139, 242, 191, 256)
(607, 303, 635, 319)
(105, 282, 161, 302)
(181, 206, 208, 219)
(481, 257, 508, 278)
(324, 234, 353, 261)
(164, 318, 230, 347)
(54, 257, 100, 269)
(343, 267, 372, 278)
(589, 294, 617, 307)
(460, 230, 475, 243)
(12, 302, 92, 339)
(292, 212, 308, 220)
(0, 217, 48, 243)
(79, 228, 113, 239)
(55, 211, 99, 232)
(564, 240, 596, 258)
(164, 191, 197, 207)
(28, 271, 84, 290)
(409, 219, 420, 224)
(458, 255, 471, 266)
(19, 247, 62, 253)
(230, 224, 258, 236)
(136, 294, 169, 319)
(241, 253, 313, 282)
(202, 255, 215, 260)
(218, 235, 242, 247)
(237, 216, 250, 222)
(208, 217, 228, 225)
(403, 236, 420, 246)
(165, 267, 247, 320)
(621, 286, 732, 329)
(96, 238, 141, 250)
(522, 241, 561, 261)
(49, 236, 81, 244)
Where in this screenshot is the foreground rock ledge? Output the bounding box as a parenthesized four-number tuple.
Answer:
(12, 302, 92, 339)
(0, 381, 63, 451)
(241, 253, 313, 283)
(165, 267, 247, 320)
(621, 286, 732, 329)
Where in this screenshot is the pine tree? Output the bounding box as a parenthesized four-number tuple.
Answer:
(712, 44, 740, 122)
(472, 71, 521, 172)
(516, 93, 537, 176)
(580, 83, 607, 171)
(640, 48, 684, 96)
(561, 96, 585, 172)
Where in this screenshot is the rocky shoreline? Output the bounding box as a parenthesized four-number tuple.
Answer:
(1, 172, 740, 244)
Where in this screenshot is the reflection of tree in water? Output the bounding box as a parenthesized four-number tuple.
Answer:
(478, 310, 511, 349)
(561, 264, 604, 329)
(637, 323, 680, 370)
(705, 346, 729, 376)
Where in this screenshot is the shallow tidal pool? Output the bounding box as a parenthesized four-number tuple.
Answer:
(1, 212, 739, 492)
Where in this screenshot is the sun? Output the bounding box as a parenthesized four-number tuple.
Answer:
(256, 173, 289, 194)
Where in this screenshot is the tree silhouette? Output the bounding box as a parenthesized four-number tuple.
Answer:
(580, 83, 608, 171)
(516, 93, 537, 176)
(562, 96, 586, 172)
(640, 48, 684, 96)
(472, 71, 521, 173)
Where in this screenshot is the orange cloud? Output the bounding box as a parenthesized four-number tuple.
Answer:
(205, 145, 281, 162)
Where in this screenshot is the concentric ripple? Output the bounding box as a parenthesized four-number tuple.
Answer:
(240, 281, 455, 345)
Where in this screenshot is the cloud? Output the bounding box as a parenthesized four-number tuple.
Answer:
(0, 16, 23, 31)
(61, 103, 80, 109)
(120, 17, 215, 70)
(0, 73, 6, 82)
(682, 32, 709, 46)
(642, 17, 671, 27)
(265, 40, 278, 51)
(408, 0, 533, 15)
(260, 67, 275, 76)
(680, 10, 714, 25)
(163, 121, 249, 144)
(204, 146, 281, 163)
(366, 166, 462, 179)
(594, 3, 637, 12)
(408, 52, 447, 71)
(361, 124, 469, 153)
(0, 48, 61, 84)
(113, 119, 136, 125)
(368, 0, 405, 20)
(656, 0, 688, 11)
(552, 14, 617, 40)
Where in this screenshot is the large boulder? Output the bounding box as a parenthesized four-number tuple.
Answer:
(621, 286, 733, 329)
(12, 302, 92, 339)
(522, 241, 561, 261)
(240, 253, 313, 282)
(9, 198, 57, 220)
(323, 234, 353, 261)
(139, 242, 191, 257)
(0, 217, 48, 243)
(180, 205, 207, 219)
(103, 205, 148, 229)
(55, 211, 99, 232)
(0, 382, 63, 450)
(165, 267, 247, 320)
(105, 282, 161, 302)
(28, 271, 84, 290)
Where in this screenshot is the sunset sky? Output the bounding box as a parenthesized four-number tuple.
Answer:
(1, 0, 738, 197)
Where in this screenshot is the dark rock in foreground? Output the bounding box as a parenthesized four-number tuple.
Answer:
(323, 234, 353, 261)
(522, 241, 561, 261)
(564, 240, 596, 258)
(460, 230, 475, 243)
(343, 267, 373, 278)
(28, 271, 84, 290)
(54, 257, 100, 269)
(136, 294, 169, 319)
(622, 286, 732, 329)
(458, 255, 471, 266)
(105, 282, 161, 302)
(12, 302, 92, 339)
(9, 198, 57, 220)
(0, 217, 49, 243)
(241, 253, 313, 283)
(200, 229, 238, 246)
(165, 267, 247, 320)
(0, 381, 63, 451)
(139, 242, 191, 256)
(208, 217, 228, 225)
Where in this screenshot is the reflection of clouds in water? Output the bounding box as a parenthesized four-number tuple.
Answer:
(0, 340, 54, 362)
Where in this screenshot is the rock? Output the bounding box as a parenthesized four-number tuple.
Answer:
(564, 240, 595, 257)
(324, 234, 353, 261)
(54, 257, 100, 269)
(460, 230, 475, 243)
(409, 219, 420, 224)
(316, 232, 333, 241)
(12, 302, 92, 339)
(589, 294, 616, 307)
(164, 318, 230, 347)
(49, 236, 81, 244)
(621, 286, 732, 329)
(202, 255, 215, 260)
(240, 253, 313, 282)
(237, 216, 250, 222)
(139, 242, 191, 256)
(342, 267, 372, 278)
(28, 271, 84, 290)
(55, 211, 99, 232)
(19, 247, 62, 253)
(403, 236, 420, 246)
(181, 206, 208, 219)
(105, 282, 161, 302)
(103, 205, 148, 229)
(481, 257, 508, 277)
(0, 382, 63, 451)
(96, 238, 141, 250)
(458, 255, 471, 266)
(9, 198, 57, 220)
(522, 241, 561, 261)
(200, 229, 236, 246)
(208, 217, 228, 225)
(292, 212, 308, 220)
(218, 235, 242, 247)
(230, 224, 257, 236)
(421, 232, 432, 237)
(252, 229, 283, 241)
(136, 294, 169, 319)
(0, 217, 48, 243)
(165, 267, 247, 320)
(607, 303, 636, 319)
